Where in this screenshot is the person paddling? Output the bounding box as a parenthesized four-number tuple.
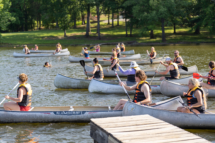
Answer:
(113, 70, 151, 110)
(173, 50, 184, 69)
(109, 49, 119, 71)
(3, 73, 32, 111)
(198, 61, 215, 89)
(117, 61, 140, 86)
(120, 43, 125, 52)
(44, 62, 52, 68)
(177, 78, 207, 114)
(156, 57, 180, 80)
(86, 58, 104, 80)
(24, 45, 30, 54)
(80, 47, 90, 59)
(31, 44, 38, 51)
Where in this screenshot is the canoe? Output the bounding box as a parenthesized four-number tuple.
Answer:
(82, 50, 135, 55)
(54, 74, 120, 89)
(13, 51, 70, 58)
(160, 80, 215, 97)
(0, 106, 122, 123)
(85, 65, 198, 77)
(88, 79, 161, 94)
(23, 48, 68, 53)
(123, 96, 215, 129)
(69, 54, 141, 63)
(97, 56, 166, 66)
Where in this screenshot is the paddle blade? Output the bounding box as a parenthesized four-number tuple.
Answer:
(90, 46, 94, 49)
(181, 66, 188, 71)
(79, 60, 85, 67)
(193, 73, 200, 79)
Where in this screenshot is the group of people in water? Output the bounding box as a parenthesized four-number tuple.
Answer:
(4, 44, 214, 115)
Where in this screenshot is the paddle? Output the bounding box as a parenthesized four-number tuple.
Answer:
(179, 101, 201, 119)
(90, 46, 94, 49)
(114, 70, 132, 102)
(79, 60, 88, 78)
(0, 82, 20, 105)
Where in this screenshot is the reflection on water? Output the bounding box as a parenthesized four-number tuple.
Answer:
(0, 44, 215, 142)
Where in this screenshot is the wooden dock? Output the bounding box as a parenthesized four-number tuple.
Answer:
(90, 115, 210, 143)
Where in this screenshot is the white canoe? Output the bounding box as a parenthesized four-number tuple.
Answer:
(88, 79, 161, 94)
(123, 96, 215, 128)
(69, 54, 141, 63)
(23, 48, 68, 53)
(54, 74, 120, 89)
(160, 80, 215, 97)
(97, 56, 166, 66)
(82, 50, 135, 55)
(13, 51, 70, 58)
(85, 65, 198, 77)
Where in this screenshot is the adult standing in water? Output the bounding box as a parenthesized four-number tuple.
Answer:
(147, 47, 157, 64)
(80, 47, 90, 59)
(86, 58, 104, 80)
(120, 43, 125, 52)
(113, 70, 151, 110)
(24, 45, 30, 54)
(156, 57, 180, 80)
(173, 50, 184, 69)
(4, 73, 33, 111)
(177, 78, 206, 114)
(117, 61, 140, 86)
(199, 61, 215, 89)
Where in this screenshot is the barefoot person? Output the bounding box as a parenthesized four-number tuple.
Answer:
(156, 57, 180, 80)
(32, 44, 38, 51)
(24, 45, 30, 54)
(86, 58, 104, 80)
(80, 47, 90, 59)
(177, 78, 207, 114)
(3, 73, 32, 111)
(199, 61, 215, 89)
(117, 61, 140, 86)
(173, 50, 184, 69)
(43, 62, 52, 68)
(113, 70, 151, 110)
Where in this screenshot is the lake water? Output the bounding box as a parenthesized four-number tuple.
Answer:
(0, 44, 214, 142)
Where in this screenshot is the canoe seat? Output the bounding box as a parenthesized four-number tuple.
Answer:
(69, 106, 74, 111)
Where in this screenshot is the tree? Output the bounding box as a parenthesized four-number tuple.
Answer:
(58, 14, 70, 37)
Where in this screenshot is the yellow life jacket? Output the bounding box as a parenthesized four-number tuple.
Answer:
(17, 83, 32, 106)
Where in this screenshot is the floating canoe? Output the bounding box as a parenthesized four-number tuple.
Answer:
(82, 50, 135, 55)
(85, 65, 198, 77)
(123, 96, 215, 129)
(88, 79, 161, 94)
(13, 51, 70, 58)
(23, 48, 68, 53)
(69, 54, 141, 63)
(54, 74, 119, 89)
(97, 56, 166, 66)
(160, 80, 215, 97)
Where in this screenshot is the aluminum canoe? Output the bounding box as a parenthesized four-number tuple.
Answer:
(88, 79, 161, 94)
(84, 65, 198, 77)
(160, 80, 215, 97)
(81, 50, 135, 55)
(13, 51, 70, 58)
(23, 48, 68, 53)
(123, 96, 215, 129)
(68, 54, 141, 63)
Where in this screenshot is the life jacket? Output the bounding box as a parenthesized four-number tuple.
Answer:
(121, 47, 125, 52)
(133, 81, 151, 103)
(111, 57, 119, 71)
(169, 62, 180, 78)
(173, 55, 181, 64)
(184, 87, 204, 107)
(116, 48, 121, 58)
(84, 52, 89, 58)
(150, 51, 156, 58)
(17, 83, 32, 107)
(127, 67, 140, 82)
(94, 64, 104, 79)
(207, 68, 215, 85)
(25, 48, 30, 54)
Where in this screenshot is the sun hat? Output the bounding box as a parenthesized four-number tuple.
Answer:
(130, 61, 139, 68)
(165, 57, 171, 61)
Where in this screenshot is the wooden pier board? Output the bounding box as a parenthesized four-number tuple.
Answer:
(90, 115, 210, 143)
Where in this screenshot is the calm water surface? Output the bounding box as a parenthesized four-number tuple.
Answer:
(0, 44, 215, 142)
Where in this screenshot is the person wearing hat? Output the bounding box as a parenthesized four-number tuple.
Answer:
(117, 61, 140, 86)
(156, 57, 180, 80)
(80, 47, 90, 59)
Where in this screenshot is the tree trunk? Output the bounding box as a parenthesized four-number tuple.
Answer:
(56, 19, 59, 28)
(97, 5, 101, 40)
(37, 19, 39, 30)
(150, 30, 154, 39)
(64, 29, 66, 37)
(125, 12, 127, 37)
(112, 10, 114, 28)
(174, 23, 176, 34)
(161, 18, 166, 42)
(130, 19, 133, 37)
(108, 8, 110, 25)
(117, 10, 119, 26)
(194, 27, 200, 34)
(81, 13, 85, 25)
(74, 13, 77, 29)
(86, 4, 90, 37)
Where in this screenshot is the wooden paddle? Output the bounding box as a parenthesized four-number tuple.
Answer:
(114, 70, 132, 102)
(79, 60, 88, 78)
(0, 82, 20, 105)
(179, 101, 201, 119)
